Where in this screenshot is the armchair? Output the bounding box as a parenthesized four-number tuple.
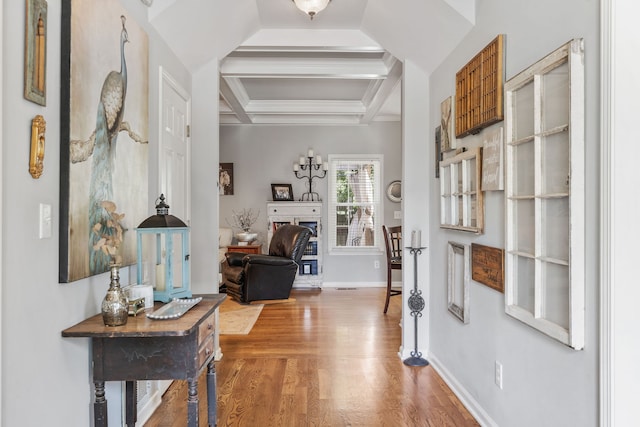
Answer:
(223, 224, 312, 303)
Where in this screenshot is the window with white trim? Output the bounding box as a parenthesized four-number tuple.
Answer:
(328, 155, 383, 254)
(504, 39, 585, 349)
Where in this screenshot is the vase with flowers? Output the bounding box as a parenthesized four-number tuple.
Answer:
(227, 208, 260, 245)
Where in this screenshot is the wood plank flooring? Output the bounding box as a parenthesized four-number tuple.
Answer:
(144, 288, 478, 427)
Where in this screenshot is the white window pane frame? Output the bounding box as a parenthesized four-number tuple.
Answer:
(328, 154, 384, 254)
(439, 147, 484, 234)
(504, 39, 585, 350)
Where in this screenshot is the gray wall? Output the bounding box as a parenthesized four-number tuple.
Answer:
(1, 1, 190, 425)
(219, 123, 402, 285)
(426, 0, 599, 425)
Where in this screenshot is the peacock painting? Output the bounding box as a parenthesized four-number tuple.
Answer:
(61, 0, 149, 282)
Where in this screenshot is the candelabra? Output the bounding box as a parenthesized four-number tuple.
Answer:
(404, 230, 429, 367)
(293, 148, 328, 201)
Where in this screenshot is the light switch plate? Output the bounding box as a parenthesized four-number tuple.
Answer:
(394, 210, 402, 219)
(39, 203, 52, 239)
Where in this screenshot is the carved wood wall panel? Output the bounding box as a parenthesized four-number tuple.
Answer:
(455, 35, 504, 138)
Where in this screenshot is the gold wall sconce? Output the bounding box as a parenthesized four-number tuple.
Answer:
(29, 115, 46, 179)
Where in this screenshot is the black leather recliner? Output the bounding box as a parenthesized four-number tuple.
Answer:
(223, 224, 312, 303)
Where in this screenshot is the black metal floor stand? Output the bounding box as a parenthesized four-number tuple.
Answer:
(403, 246, 429, 367)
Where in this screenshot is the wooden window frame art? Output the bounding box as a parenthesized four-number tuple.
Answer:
(448, 241, 470, 324)
(455, 35, 504, 138)
(439, 147, 484, 234)
(24, 0, 48, 106)
(503, 39, 585, 350)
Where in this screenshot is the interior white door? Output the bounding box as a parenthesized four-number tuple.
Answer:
(160, 69, 191, 222)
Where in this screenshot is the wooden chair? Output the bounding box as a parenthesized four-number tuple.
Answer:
(382, 225, 402, 313)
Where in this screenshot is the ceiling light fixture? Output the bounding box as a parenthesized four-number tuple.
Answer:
(292, 0, 331, 20)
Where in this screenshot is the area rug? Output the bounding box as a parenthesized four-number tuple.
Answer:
(219, 299, 263, 335)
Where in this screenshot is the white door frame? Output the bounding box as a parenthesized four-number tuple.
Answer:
(158, 66, 192, 221)
(0, 3, 4, 421)
(600, 1, 640, 425)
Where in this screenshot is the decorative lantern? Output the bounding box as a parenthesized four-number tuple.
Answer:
(136, 194, 191, 302)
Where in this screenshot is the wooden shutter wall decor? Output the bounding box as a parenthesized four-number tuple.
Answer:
(455, 35, 505, 138)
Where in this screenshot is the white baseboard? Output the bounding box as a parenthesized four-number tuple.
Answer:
(322, 281, 397, 288)
(427, 352, 498, 427)
(135, 389, 163, 426)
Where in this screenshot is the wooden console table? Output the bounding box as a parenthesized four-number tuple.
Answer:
(227, 243, 262, 255)
(62, 294, 226, 427)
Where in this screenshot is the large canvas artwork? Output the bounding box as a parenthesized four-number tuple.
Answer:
(60, 0, 149, 282)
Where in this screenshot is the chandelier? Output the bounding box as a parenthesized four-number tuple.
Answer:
(292, 0, 331, 20)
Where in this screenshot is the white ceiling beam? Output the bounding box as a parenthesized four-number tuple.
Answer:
(219, 77, 253, 124)
(360, 59, 402, 123)
(250, 115, 364, 125)
(245, 100, 366, 115)
(220, 57, 389, 79)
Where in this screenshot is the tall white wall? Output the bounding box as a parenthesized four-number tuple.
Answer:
(219, 122, 402, 285)
(426, 0, 599, 425)
(1, 1, 191, 425)
(602, 1, 640, 424)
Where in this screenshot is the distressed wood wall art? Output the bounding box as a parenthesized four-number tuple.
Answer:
(60, 0, 149, 282)
(481, 126, 504, 191)
(25, 0, 48, 105)
(471, 243, 504, 293)
(440, 96, 455, 152)
(455, 34, 505, 138)
(30, 115, 46, 178)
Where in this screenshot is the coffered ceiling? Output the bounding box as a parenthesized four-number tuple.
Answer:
(218, 45, 402, 125)
(146, 0, 476, 125)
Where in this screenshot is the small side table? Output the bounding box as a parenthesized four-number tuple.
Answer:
(62, 294, 226, 427)
(227, 243, 262, 255)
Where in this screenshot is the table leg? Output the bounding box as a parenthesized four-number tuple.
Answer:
(94, 381, 107, 427)
(187, 378, 199, 427)
(207, 360, 217, 426)
(125, 381, 137, 427)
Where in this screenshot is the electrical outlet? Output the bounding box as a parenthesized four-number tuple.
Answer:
(374, 260, 380, 269)
(495, 361, 503, 389)
(394, 210, 402, 219)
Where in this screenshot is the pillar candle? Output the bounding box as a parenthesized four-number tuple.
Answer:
(411, 230, 421, 248)
(299, 156, 306, 166)
(316, 155, 322, 165)
(293, 163, 299, 171)
(307, 149, 314, 158)
(156, 264, 165, 291)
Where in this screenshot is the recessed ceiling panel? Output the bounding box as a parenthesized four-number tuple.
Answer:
(241, 78, 371, 101)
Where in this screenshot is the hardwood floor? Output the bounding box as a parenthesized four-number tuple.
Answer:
(145, 288, 478, 426)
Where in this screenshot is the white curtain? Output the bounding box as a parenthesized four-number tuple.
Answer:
(345, 165, 374, 246)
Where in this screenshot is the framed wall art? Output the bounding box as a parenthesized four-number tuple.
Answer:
(455, 35, 505, 138)
(29, 115, 46, 179)
(481, 127, 504, 191)
(448, 241, 470, 324)
(24, 0, 48, 105)
(471, 243, 504, 293)
(439, 147, 484, 234)
(271, 184, 294, 201)
(440, 96, 455, 152)
(219, 163, 234, 195)
(60, 0, 149, 282)
(504, 39, 585, 350)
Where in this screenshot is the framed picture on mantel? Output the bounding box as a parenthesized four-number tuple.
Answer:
(271, 184, 293, 201)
